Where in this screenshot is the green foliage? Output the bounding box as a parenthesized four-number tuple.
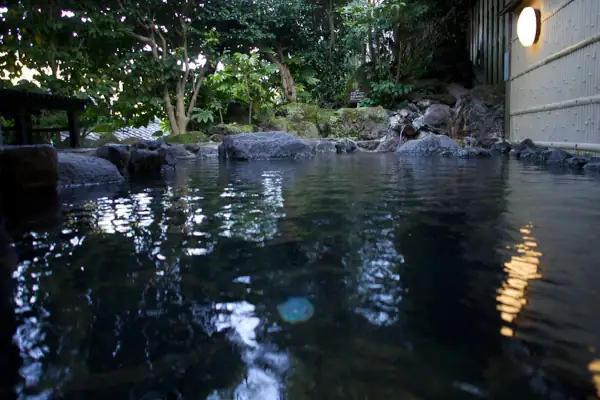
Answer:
(207, 53, 278, 124)
(191, 108, 215, 125)
(361, 81, 414, 108)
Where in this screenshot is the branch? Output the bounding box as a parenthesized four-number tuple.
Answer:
(180, 18, 191, 86)
(185, 60, 209, 119)
(153, 25, 168, 65)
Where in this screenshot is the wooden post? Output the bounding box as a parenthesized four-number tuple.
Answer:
(67, 109, 80, 148)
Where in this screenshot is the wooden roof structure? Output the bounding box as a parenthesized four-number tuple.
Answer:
(0, 88, 90, 147)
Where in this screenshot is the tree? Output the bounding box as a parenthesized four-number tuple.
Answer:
(206, 0, 316, 104)
(1, 0, 230, 134)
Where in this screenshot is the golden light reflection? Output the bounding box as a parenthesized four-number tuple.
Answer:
(497, 223, 542, 337)
(589, 359, 600, 397)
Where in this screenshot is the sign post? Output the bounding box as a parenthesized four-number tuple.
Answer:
(349, 91, 366, 108)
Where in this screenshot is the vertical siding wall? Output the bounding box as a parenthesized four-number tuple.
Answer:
(509, 0, 600, 146)
(468, 0, 512, 85)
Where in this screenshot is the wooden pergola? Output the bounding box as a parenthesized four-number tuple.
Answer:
(0, 88, 89, 148)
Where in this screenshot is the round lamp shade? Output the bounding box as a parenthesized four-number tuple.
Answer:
(517, 7, 540, 47)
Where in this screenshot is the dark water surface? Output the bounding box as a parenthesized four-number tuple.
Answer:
(2, 154, 600, 400)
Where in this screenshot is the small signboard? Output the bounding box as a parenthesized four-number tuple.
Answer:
(349, 90, 366, 104)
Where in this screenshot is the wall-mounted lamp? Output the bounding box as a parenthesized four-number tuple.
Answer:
(517, 7, 541, 47)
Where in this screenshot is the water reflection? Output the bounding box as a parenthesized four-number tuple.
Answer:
(205, 301, 288, 400)
(3, 155, 600, 399)
(216, 171, 284, 244)
(590, 359, 600, 397)
(497, 224, 543, 337)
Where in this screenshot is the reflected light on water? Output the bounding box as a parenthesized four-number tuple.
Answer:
(207, 301, 288, 400)
(589, 360, 600, 397)
(497, 224, 543, 337)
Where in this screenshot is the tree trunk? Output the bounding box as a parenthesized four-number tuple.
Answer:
(175, 82, 189, 134)
(164, 88, 180, 134)
(248, 104, 252, 125)
(279, 63, 297, 103)
(266, 46, 297, 103)
(219, 109, 224, 124)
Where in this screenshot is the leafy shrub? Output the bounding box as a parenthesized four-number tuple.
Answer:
(361, 81, 414, 108)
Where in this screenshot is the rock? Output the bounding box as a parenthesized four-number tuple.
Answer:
(452, 86, 505, 143)
(132, 141, 149, 150)
(375, 133, 400, 153)
(463, 136, 477, 148)
(209, 134, 223, 143)
(133, 140, 161, 150)
(314, 140, 337, 153)
(58, 153, 124, 187)
(397, 134, 460, 155)
(493, 142, 512, 153)
(389, 114, 404, 133)
(95, 144, 131, 175)
(512, 139, 540, 159)
(218, 132, 313, 160)
(328, 107, 389, 140)
(566, 156, 588, 169)
(401, 124, 417, 138)
(544, 149, 572, 164)
(184, 143, 201, 154)
(416, 99, 433, 110)
(162, 144, 196, 162)
(456, 147, 492, 158)
(583, 157, 600, 171)
(197, 145, 219, 159)
(129, 149, 167, 176)
(426, 93, 457, 107)
(356, 140, 380, 151)
(0, 145, 58, 194)
(412, 104, 452, 134)
(335, 138, 358, 154)
(515, 139, 537, 152)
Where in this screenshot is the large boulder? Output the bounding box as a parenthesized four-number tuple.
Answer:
(314, 140, 337, 153)
(397, 134, 460, 155)
(454, 147, 492, 158)
(0, 145, 58, 194)
(376, 133, 401, 153)
(335, 138, 358, 154)
(584, 157, 600, 171)
(58, 153, 124, 187)
(218, 132, 313, 160)
(544, 149, 572, 164)
(328, 107, 389, 140)
(412, 104, 452, 134)
(129, 149, 167, 176)
(356, 140, 380, 151)
(162, 144, 196, 162)
(95, 144, 131, 175)
(451, 85, 505, 143)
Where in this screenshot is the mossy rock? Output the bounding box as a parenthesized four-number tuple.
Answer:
(166, 131, 208, 144)
(279, 103, 319, 123)
(288, 120, 320, 139)
(100, 132, 120, 142)
(328, 106, 389, 140)
(208, 123, 254, 136)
